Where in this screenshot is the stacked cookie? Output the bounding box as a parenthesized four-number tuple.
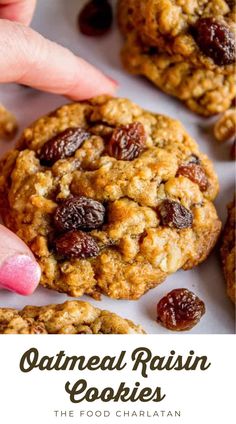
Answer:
(118, 0, 236, 116)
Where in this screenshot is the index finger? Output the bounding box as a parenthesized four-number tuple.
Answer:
(0, 0, 36, 25)
(0, 20, 117, 99)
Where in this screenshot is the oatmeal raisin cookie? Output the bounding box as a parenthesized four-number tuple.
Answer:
(220, 198, 236, 303)
(0, 104, 18, 140)
(0, 96, 221, 299)
(117, 0, 236, 116)
(0, 300, 145, 334)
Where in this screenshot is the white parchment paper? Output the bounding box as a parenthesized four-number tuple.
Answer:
(0, 0, 235, 333)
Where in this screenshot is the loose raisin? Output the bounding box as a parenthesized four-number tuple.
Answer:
(107, 122, 146, 160)
(54, 230, 99, 259)
(158, 200, 193, 229)
(192, 18, 236, 66)
(176, 163, 209, 191)
(54, 196, 105, 232)
(157, 288, 205, 331)
(78, 0, 113, 36)
(40, 127, 90, 166)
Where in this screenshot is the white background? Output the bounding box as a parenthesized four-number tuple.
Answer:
(0, 335, 235, 424)
(0, 0, 235, 333)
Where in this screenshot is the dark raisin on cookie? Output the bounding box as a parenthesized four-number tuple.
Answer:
(192, 18, 236, 66)
(176, 163, 209, 191)
(107, 122, 146, 160)
(187, 154, 201, 165)
(231, 97, 236, 108)
(157, 288, 205, 331)
(78, 0, 113, 36)
(40, 127, 90, 166)
(54, 196, 105, 232)
(226, 0, 235, 9)
(54, 230, 99, 259)
(158, 200, 193, 229)
(144, 46, 158, 55)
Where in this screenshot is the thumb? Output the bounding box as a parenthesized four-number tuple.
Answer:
(0, 225, 41, 295)
(0, 19, 117, 99)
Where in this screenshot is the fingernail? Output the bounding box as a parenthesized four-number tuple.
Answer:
(105, 74, 118, 86)
(0, 254, 41, 295)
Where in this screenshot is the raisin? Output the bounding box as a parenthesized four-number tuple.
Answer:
(176, 163, 209, 191)
(226, 0, 235, 9)
(158, 200, 193, 229)
(54, 196, 105, 232)
(40, 127, 90, 166)
(145, 46, 158, 55)
(54, 230, 99, 259)
(187, 154, 201, 165)
(78, 0, 113, 36)
(157, 288, 205, 331)
(192, 18, 236, 66)
(107, 122, 146, 160)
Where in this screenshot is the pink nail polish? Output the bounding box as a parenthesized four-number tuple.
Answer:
(110, 78, 118, 85)
(105, 74, 118, 86)
(0, 254, 41, 295)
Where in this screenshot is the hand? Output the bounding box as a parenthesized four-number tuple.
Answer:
(0, 0, 117, 295)
(0, 1, 117, 98)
